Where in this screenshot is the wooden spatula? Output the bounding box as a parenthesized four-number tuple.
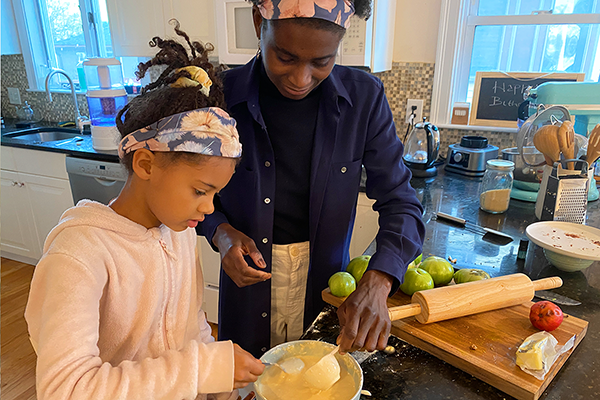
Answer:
(533, 124, 560, 166)
(557, 120, 575, 170)
(587, 124, 600, 165)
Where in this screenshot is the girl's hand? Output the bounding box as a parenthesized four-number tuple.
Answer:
(213, 223, 271, 287)
(233, 344, 265, 389)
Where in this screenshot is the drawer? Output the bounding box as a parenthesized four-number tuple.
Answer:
(12, 147, 68, 179)
(1, 146, 16, 171)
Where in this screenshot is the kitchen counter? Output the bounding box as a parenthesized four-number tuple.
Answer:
(302, 167, 600, 400)
(1, 119, 120, 163)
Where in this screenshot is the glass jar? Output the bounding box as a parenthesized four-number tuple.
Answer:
(479, 159, 515, 214)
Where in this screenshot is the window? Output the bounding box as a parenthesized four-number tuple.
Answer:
(13, 0, 144, 92)
(431, 0, 600, 126)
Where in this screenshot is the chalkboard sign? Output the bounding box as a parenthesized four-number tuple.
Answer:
(469, 72, 584, 128)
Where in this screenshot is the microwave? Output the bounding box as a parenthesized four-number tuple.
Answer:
(214, 0, 397, 72)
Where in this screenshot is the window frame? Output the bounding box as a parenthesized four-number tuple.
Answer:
(431, 0, 600, 127)
(12, 0, 108, 92)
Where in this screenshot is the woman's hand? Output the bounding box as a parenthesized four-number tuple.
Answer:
(233, 344, 265, 389)
(213, 223, 271, 287)
(336, 270, 393, 354)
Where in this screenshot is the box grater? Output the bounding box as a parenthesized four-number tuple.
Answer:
(535, 160, 589, 224)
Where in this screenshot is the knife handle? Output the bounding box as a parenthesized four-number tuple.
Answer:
(436, 212, 466, 225)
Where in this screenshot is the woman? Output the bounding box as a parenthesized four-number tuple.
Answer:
(198, 0, 425, 357)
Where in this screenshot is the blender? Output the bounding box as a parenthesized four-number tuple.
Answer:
(83, 58, 128, 150)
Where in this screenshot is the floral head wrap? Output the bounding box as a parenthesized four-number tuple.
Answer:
(118, 108, 242, 159)
(258, 0, 355, 29)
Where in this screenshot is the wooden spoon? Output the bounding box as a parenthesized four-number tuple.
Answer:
(557, 120, 575, 170)
(533, 124, 560, 166)
(587, 124, 600, 165)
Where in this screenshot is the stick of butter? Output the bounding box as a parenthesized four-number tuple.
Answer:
(516, 331, 558, 371)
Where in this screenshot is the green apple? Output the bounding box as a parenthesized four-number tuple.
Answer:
(328, 272, 356, 297)
(400, 268, 434, 296)
(453, 268, 491, 284)
(346, 255, 371, 282)
(407, 253, 423, 269)
(419, 256, 454, 286)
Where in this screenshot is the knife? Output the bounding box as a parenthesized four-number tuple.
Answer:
(435, 212, 514, 241)
(534, 290, 581, 306)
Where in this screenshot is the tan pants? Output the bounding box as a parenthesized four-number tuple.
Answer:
(270, 242, 310, 347)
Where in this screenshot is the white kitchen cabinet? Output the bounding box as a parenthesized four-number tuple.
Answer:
(1, 170, 39, 260)
(106, 0, 217, 57)
(196, 192, 378, 324)
(197, 236, 221, 323)
(349, 192, 378, 259)
(1, 146, 74, 264)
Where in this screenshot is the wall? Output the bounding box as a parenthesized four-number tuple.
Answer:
(1, 0, 21, 55)
(393, 0, 441, 63)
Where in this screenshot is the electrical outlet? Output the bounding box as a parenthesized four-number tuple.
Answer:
(405, 99, 423, 124)
(7, 87, 21, 105)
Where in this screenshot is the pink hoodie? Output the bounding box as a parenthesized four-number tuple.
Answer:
(25, 200, 237, 400)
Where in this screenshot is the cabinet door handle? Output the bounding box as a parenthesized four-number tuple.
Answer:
(19, 182, 25, 187)
(12, 181, 18, 186)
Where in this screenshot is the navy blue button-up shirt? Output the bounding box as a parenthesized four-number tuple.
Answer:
(198, 56, 425, 357)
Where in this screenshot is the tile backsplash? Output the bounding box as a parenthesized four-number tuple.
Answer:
(1, 54, 89, 123)
(2, 54, 516, 156)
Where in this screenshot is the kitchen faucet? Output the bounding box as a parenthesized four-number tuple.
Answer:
(45, 69, 90, 133)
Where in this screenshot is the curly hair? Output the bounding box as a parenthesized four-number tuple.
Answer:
(116, 20, 228, 172)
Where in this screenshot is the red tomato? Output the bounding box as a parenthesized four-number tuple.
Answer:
(529, 301, 564, 331)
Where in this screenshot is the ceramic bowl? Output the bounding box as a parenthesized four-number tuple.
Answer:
(526, 221, 600, 273)
(249, 340, 363, 400)
(542, 248, 594, 272)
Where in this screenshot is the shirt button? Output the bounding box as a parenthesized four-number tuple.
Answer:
(341, 166, 347, 173)
(264, 198, 271, 204)
(262, 238, 268, 244)
(265, 161, 271, 167)
(262, 312, 268, 318)
(261, 347, 267, 352)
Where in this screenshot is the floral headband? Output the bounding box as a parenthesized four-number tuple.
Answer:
(258, 0, 355, 29)
(118, 108, 242, 159)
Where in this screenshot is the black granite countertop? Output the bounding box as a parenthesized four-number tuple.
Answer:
(303, 166, 600, 400)
(1, 119, 120, 163)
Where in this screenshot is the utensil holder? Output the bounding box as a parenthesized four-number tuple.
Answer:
(535, 160, 589, 223)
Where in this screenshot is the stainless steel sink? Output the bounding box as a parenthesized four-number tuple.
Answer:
(3, 127, 82, 143)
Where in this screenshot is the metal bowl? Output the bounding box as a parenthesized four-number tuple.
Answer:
(501, 146, 545, 183)
(253, 340, 363, 400)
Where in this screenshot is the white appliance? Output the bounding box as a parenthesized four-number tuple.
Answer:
(214, 0, 397, 72)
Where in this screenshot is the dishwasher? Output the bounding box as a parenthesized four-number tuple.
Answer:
(66, 157, 128, 204)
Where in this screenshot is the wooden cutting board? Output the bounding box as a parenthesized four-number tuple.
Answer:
(322, 288, 588, 400)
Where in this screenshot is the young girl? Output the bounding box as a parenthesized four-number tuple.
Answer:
(25, 24, 264, 400)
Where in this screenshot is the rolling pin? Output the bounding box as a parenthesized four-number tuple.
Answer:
(324, 273, 563, 324)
